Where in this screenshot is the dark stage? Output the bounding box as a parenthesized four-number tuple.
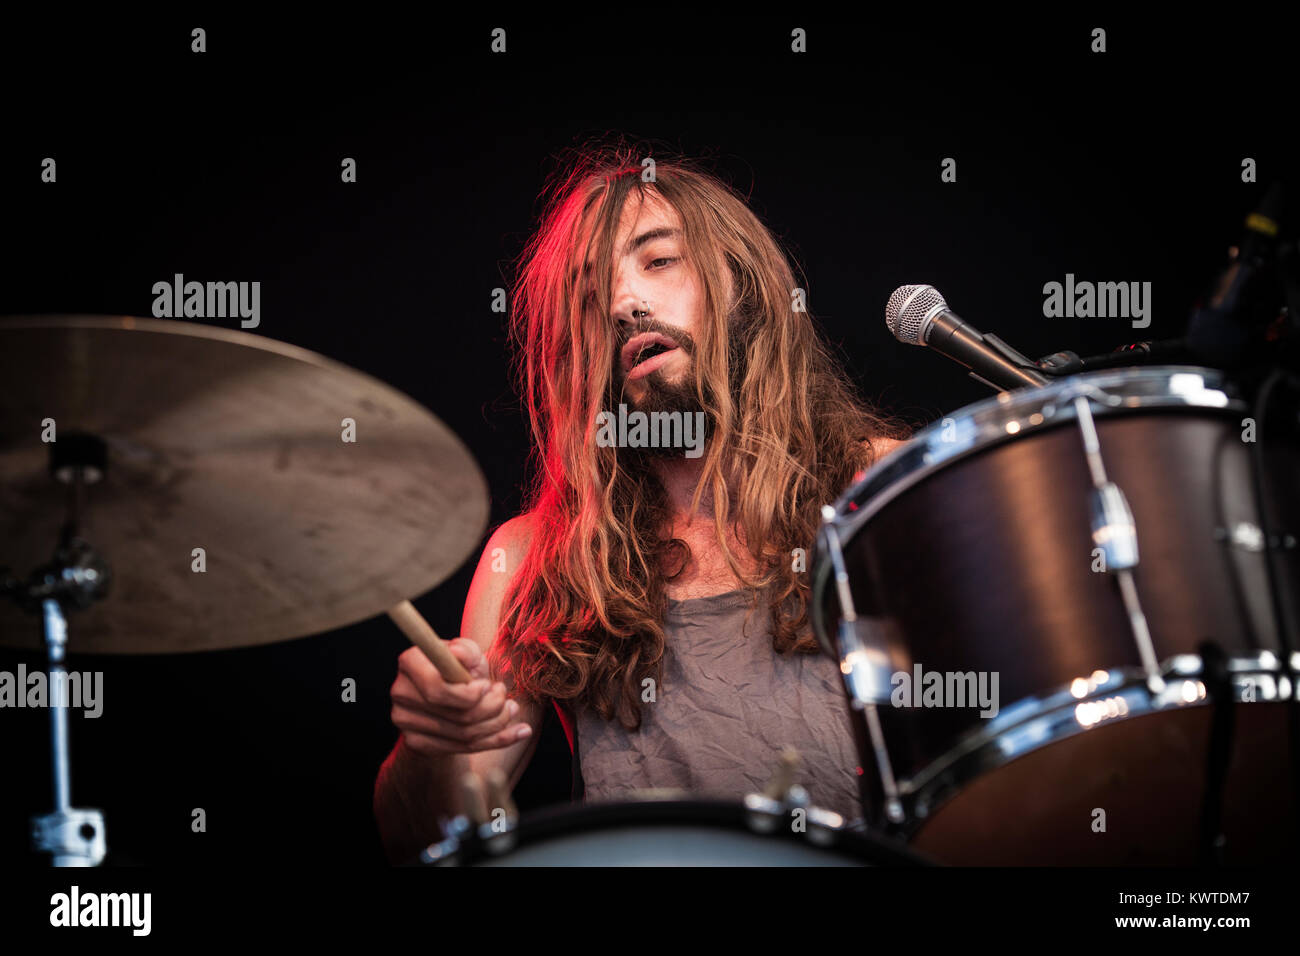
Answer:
(1, 12, 1297, 885)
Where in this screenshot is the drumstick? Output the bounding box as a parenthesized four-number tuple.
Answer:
(387, 600, 472, 684)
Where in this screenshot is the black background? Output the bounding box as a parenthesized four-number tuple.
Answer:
(1, 12, 1296, 865)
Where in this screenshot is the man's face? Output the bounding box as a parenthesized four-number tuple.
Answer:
(606, 191, 707, 420)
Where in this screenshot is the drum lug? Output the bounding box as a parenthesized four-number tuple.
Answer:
(1068, 393, 1164, 692)
(1089, 481, 1139, 570)
(742, 787, 848, 847)
(743, 788, 805, 834)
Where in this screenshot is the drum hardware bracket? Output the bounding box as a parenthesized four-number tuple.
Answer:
(1068, 391, 1166, 695)
(820, 508, 906, 824)
(742, 786, 807, 833)
(966, 333, 1045, 392)
(743, 786, 846, 847)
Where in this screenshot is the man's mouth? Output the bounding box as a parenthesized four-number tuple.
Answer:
(621, 331, 682, 378)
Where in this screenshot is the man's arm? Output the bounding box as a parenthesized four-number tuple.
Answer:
(373, 514, 546, 863)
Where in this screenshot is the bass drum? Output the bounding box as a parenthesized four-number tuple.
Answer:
(813, 366, 1300, 864)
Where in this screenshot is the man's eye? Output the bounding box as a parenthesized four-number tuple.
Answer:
(648, 256, 679, 269)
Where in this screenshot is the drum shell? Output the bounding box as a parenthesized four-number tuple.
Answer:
(831, 405, 1300, 789)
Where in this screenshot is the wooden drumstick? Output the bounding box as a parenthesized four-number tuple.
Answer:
(387, 600, 472, 684)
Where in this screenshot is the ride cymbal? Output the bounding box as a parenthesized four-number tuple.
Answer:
(0, 315, 489, 653)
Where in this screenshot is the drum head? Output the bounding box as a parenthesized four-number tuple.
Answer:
(429, 799, 929, 866)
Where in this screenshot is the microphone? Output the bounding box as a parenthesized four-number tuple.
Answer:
(886, 284, 1048, 391)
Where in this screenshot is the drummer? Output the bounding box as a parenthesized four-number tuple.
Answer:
(374, 145, 906, 862)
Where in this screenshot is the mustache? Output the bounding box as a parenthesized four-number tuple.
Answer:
(617, 319, 695, 355)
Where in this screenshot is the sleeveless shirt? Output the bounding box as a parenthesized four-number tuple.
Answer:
(569, 587, 864, 823)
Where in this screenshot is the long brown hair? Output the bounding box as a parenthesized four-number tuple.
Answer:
(496, 140, 906, 729)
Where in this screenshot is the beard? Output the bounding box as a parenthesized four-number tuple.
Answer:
(612, 308, 754, 463)
(613, 330, 719, 463)
(625, 363, 703, 417)
(620, 363, 717, 462)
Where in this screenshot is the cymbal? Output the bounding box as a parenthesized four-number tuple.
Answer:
(0, 315, 490, 653)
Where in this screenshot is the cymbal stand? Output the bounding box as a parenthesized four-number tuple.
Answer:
(2, 433, 112, 865)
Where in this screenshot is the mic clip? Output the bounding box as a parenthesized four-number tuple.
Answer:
(966, 333, 1047, 389)
(1036, 350, 1084, 376)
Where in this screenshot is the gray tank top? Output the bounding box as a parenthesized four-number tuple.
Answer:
(571, 587, 864, 822)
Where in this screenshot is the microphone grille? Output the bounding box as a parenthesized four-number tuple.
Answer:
(886, 284, 947, 345)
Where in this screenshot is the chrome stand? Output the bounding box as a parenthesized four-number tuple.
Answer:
(3, 433, 112, 866)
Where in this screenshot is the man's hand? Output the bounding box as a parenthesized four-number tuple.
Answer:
(389, 639, 533, 755)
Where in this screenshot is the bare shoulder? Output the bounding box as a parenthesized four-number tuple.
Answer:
(486, 512, 539, 565)
(864, 435, 907, 463)
(459, 512, 538, 652)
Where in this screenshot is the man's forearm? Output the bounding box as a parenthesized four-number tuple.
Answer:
(373, 735, 469, 863)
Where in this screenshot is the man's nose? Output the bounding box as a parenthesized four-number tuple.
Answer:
(612, 256, 654, 312)
(612, 293, 653, 333)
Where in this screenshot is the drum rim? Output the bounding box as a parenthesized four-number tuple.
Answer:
(419, 797, 931, 866)
(832, 364, 1244, 541)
